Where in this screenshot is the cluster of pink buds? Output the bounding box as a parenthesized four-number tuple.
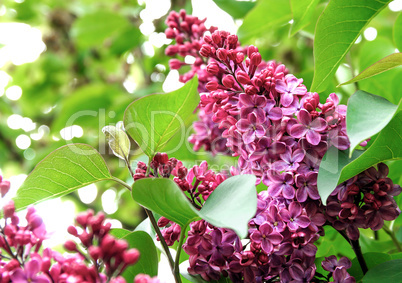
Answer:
(162, 9, 401, 282)
(0, 174, 158, 283)
(65, 210, 140, 279)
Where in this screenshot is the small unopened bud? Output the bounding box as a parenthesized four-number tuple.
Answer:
(206, 62, 219, 75)
(101, 234, 115, 250)
(28, 213, 43, 229)
(165, 45, 179, 56)
(199, 44, 211, 57)
(3, 201, 15, 218)
(169, 59, 183, 70)
(250, 52, 262, 66)
(64, 240, 77, 252)
(165, 28, 176, 39)
(67, 225, 78, 236)
(247, 45, 258, 58)
(0, 180, 10, 197)
(216, 48, 227, 61)
(88, 246, 102, 261)
(206, 81, 219, 91)
(222, 75, 235, 89)
(157, 217, 170, 227)
(124, 249, 140, 265)
(236, 71, 250, 84)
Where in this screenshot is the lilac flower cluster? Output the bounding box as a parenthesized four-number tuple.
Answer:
(321, 256, 355, 283)
(326, 163, 401, 240)
(0, 174, 160, 283)
(162, 9, 402, 282)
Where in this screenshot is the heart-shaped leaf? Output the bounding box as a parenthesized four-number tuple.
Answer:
(346, 91, 399, 156)
(110, 229, 158, 280)
(124, 76, 199, 158)
(102, 123, 131, 161)
(132, 175, 257, 238)
(14, 144, 113, 210)
(311, 0, 391, 92)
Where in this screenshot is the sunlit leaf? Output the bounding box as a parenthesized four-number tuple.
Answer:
(110, 229, 158, 280)
(339, 53, 402, 86)
(124, 77, 199, 158)
(394, 13, 402, 51)
(348, 252, 391, 282)
(71, 11, 129, 48)
(102, 124, 131, 161)
(311, 0, 391, 92)
(212, 0, 256, 19)
(290, 0, 320, 35)
(346, 90, 399, 156)
(14, 144, 112, 210)
(237, 0, 291, 43)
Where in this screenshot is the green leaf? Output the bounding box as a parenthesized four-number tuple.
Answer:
(102, 124, 131, 161)
(346, 90, 399, 156)
(339, 53, 402, 86)
(348, 252, 391, 282)
(362, 259, 402, 282)
(237, 0, 291, 43)
(317, 147, 363, 204)
(290, 0, 320, 36)
(71, 11, 129, 48)
(110, 27, 142, 55)
(124, 77, 199, 158)
(132, 178, 200, 227)
(212, 0, 256, 19)
(14, 144, 112, 210)
(394, 13, 402, 51)
(318, 110, 402, 202)
(311, 0, 391, 92)
(110, 229, 158, 280)
(132, 175, 257, 238)
(199, 174, 257, 238)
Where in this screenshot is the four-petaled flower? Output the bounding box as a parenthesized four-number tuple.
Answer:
(250, 223, 283, 254)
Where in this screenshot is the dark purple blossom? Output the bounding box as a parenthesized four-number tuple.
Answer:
(250, 223, 283, 254)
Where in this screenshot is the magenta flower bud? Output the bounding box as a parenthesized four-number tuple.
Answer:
(3, 225, 15, 238)
(206, 62, 219, 75)
(0, 180, 10, 197)
(135, 274, 153, 283)
(245, 85, 257, 95)
(206, 81, 219, 91)
(236, 70, 250, 84)
(123, 248, 140, 265)
(247, 45, 258, 58)
(101, 234, 115, 250)
(177, 166, 188, 179)
(212, 31, 221, 45)
(5, 259, 20, 271)
(165, 28, 176, 39)
(67, 225, 78, 236)
(250, 52, 262, 66)
(158, 216, 170, 227)
(3, 201, 15, 218)
(28, 213, 43, 229)
(154, 152, 169, 164)
(76, 210, 93, 227)
(216, 48, 227, 61)
(64, 240, 77, 252)
(199, 44, 211, 57)
(89, 246, 102, 261)
(165, 45, 179, 56)
(115, 239, 128, 252)
(235, 52, 244, 64)
(227, 34, 238, 45)
(169, 59, 183, 70)
(203, 34, 212, 44)
(222, 75, 235, 89)
(41, 258, 51, 272)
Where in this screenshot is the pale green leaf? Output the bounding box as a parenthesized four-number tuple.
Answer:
(14, 144, 112, 210)
(124, 77, 199, 158)
(102, 124, 131, 161)
(394, 12, 402, 51)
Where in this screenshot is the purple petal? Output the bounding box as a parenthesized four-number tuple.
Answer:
(302, 243, 317, 257)
(239, 93, 253, 106)
(289, 202, 302, 218)
(267, 232, 283, 245)
(307, 186, 321, 200)
(296, 187, 308, 202)
(293, 85, 307, 95)
(243, 129, 256, 144)
(280, 92, 294, 107)
(268, 183, 282, 197)
(250, 230, 262, 243)
(310, 117, 327, 131)
(275, 79, 288, 93)
(10, 269, 26, 283)
(282, 184, 295, 199)
(236, 119, 251, 131)
(297, 109, 312, 126)
(295, 215, 311, 228)
(267, 107, 283, 121)
(279, 209, 290, 222)
(293, 149, 305, 163)
(306, 130, 321, 145)
(261, 239, 273, 254)
(255, 125, 266, 138)
(34, 276, 51, 283)
(290, 124, 307, 139)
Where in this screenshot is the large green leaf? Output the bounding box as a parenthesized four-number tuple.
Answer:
(290, 0, 320, 36)
(14, 144, 112, 210)
(124, 77, 199, 158)
(132, 175, 257, 238)
(71, 11, 129, 48)
(199, 174, 257, 238)
(394, 13, 402, 51)
(362, 259, 402, 282)
(110, 229, 158, 280)
(132, 178, 200, 228)
(237, 0, 291, 43)
(318, 110, 402, 203)
(317, 147, 363, 204)
(311, 0, 391, 92)
(348, 252, 391, 282)
(212, 0, 256, 19)
(339, 53, 402, 87)
(346, 91, 399, 156)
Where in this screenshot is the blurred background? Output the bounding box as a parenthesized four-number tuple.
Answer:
(0, 0, 401, 248)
